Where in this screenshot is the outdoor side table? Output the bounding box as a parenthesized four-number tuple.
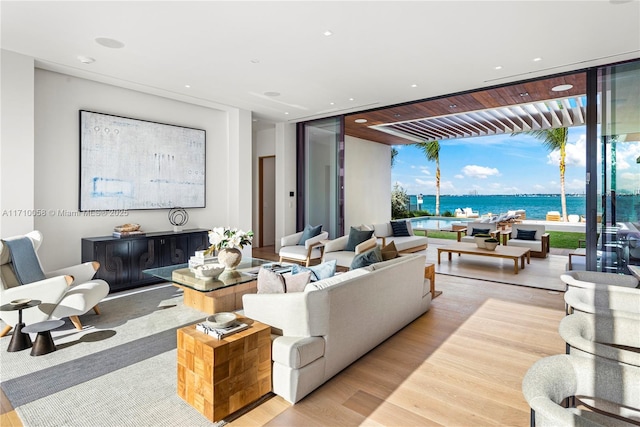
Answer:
(0, 299, 42, 352)
(22, 319, 65, 356)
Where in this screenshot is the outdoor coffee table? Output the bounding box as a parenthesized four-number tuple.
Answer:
(437, 242, 530, 274)
(144, 257, 272, 314)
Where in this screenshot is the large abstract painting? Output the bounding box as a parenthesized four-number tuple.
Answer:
(79, 110, 206, 211)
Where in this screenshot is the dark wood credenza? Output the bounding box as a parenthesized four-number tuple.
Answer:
(81, 229, 209, 293)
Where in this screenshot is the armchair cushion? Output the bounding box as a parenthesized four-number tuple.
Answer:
(345, 227, 374, 252)
(2, 237, 46, 285)
(390, 220, 410, 237)
(298, 224, 323, 245)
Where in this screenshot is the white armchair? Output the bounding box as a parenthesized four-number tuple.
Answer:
(0, 231, 110, 336)
(322, 232, 377, 268)
(279, 229, 329, 266)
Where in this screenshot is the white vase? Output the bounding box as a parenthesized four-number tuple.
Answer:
(217, 248, 242, 270)
(474, 236, 487, 248)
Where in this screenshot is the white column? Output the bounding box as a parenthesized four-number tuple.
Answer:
(0, 50, 35, 236)
(275, 122, 297, 252)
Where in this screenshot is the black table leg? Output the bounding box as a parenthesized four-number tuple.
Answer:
(7, 322, 33, 352)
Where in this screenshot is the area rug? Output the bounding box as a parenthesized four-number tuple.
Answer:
(0, 283, 270, 427)
(421, 239, 566, 291)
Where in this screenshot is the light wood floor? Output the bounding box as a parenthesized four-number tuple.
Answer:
(1, 245, 567, 427)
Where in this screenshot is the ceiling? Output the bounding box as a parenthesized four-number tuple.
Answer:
(1, 1, 639, 135)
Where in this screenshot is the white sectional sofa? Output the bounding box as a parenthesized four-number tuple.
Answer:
(242, 253, 431, 404)
(371, 220, 428, 253)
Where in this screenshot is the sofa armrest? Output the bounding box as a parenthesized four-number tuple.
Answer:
(281, 231, 304, 247)
(243, 291, 329, 337)
(355, 236, 377, 254)
(324, 235, 348, 253)
(304, 231, 329, 249)
(46, 262, 97, 284)
(541, 233, 550, 253)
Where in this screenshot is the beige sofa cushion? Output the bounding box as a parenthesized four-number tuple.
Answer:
(272, 336, 326, 369)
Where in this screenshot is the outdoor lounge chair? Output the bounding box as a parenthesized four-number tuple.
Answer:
(504, 224, 549, 258)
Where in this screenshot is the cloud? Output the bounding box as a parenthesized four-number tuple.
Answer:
(461, 165, 500, 179)
(454, 174, 464, 179)
(547, 135, 586, 167)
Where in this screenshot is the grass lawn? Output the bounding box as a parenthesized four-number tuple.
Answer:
(416, 229, 586, 250)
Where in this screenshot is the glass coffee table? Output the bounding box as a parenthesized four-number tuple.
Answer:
(144, 257, 272, 314)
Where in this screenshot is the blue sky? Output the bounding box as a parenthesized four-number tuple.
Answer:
(392, 127, 640, 196)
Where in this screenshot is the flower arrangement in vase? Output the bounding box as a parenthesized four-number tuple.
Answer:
(204, 227, 254, 269)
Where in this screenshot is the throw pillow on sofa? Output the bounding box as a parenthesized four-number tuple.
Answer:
(516, 229, 537, 241)
(345, 227, 374, 252)
(350, 246, 382, 269)
(298, 224, 323, 245)
(390, 220, 411, 237)
(380, 241, 399, 261)
(471, 228, 490, 236)
(257, 268, 312, 293)
(291, 259, 337, 282)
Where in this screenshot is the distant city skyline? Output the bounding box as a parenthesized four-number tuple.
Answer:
(391, 127, 640, 196)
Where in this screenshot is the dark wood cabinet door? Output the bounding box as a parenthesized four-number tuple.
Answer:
(130, 238, 161, 285)
(93, 240, 131, 291)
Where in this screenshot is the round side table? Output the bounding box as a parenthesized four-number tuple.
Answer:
(22, 319, 65, 356)
(0, 299, 42, 352)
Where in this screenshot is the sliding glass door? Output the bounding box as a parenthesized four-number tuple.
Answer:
(592, 60, 640, 274)
(299, 117, 344, 239)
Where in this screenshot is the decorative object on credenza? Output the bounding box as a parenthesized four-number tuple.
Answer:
(204, 227, 254, 270)
(168, 207, 189, 232)
(112, 223, 144, 238)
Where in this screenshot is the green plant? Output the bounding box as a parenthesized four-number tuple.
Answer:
(391, 183, 409, 219)
(485, 238, 499, 243)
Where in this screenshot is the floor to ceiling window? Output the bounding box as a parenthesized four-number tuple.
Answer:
(593, 60, 640, 274)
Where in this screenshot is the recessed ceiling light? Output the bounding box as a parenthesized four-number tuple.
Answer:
(77, 55, 95, 64)
(264, 91, 280, 97)
(449, 104, 457, 109)
(495, 65, 503, 70)
(184, 84, 191, 88)
(533, 57, 542, 62)
(520, 92, 529, 97)
(354, 118, 367, 123)
(394, 114, 401, 118)
(330, 102, 335, 105)
(323, 30, 333, 36)
(348, 98, 354, 101)
(411, 84, 418, 88)
(95, 37, 125, 49)
(552, 84, 574, 92)
(250, 59, 260, 64)
(284, 112, 289, 115)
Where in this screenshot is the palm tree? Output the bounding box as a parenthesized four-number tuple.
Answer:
(514, 128, 569, 221)
(391, 147, 398, 168)
(414, 141, 441, 215)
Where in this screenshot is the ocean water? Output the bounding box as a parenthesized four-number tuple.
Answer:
(410, 194, 639, 221)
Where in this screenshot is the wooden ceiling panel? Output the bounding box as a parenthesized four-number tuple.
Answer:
(345, 73, 587, 145)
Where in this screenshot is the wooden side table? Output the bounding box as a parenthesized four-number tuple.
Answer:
(177, 317, 272, 422)
(424, 263, 441, 298)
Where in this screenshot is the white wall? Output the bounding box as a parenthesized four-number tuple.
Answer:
(0, 50, 35, 236)
(274, 122, 297, 251)
(344, 135, 391, 228)
(252, 126, 276, 247)
(1, 56, 253, 271)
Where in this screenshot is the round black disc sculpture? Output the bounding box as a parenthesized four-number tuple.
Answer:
(169, 207, 189, 232)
